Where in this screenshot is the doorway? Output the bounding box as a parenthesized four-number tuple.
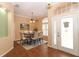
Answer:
(51, 14, 79, 56)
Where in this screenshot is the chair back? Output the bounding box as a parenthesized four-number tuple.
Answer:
(38, 32, 43, 38)
(32, 31, 39, 39)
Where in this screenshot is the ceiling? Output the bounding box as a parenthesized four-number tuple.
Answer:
(12, 2, 48, 18)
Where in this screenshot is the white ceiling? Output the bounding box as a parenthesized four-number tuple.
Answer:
(12, 2, 48, 18)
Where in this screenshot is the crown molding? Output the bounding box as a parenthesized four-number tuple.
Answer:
(14, 14, 30, 19)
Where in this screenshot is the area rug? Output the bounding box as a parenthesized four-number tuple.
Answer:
(17, 40, 47, 50)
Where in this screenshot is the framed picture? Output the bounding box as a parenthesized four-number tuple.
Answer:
(20, 23, 29, 30)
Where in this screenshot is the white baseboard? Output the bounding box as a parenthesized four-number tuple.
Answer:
(0, 47, 14, 57)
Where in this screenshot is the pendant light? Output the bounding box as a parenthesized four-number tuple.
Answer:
(30, 11, 35, 23)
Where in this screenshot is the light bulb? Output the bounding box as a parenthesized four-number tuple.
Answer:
(33, 20, 35, 23)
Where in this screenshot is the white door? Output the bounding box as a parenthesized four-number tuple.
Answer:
(52, 15, 79, 56)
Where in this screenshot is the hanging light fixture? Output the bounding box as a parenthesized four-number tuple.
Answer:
(30, 11, 35, 23)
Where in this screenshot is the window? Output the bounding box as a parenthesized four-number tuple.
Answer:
(42, 18, 48, 36)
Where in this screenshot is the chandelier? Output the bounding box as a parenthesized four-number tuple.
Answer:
(30, 12, 35, 23)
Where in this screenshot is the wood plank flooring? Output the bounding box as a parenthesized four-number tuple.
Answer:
(4, 42, 76, 57)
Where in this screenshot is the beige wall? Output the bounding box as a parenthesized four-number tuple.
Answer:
(0, 3, 15, 56)
(14, 15, 30, 40)
(29, 20, 42, 31)
(33, 18, 42, 31)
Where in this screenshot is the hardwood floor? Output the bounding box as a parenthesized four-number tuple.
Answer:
(4, 42, 76, 57)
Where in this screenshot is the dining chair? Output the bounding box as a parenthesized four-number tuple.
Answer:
(38, 32, 43, 44)
(31, 31, 39, 45)
(20, 32, 26, 45)
(20, 32, 32, 45)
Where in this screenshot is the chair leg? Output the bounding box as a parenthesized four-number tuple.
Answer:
(27, 39, 29, 45)
(30, 40, 32, 45)
(32, 40, 34, 45)
(34, 40, 36, 45)
(41, 38, 43, 43)
(38, 39, 40, 44)
(38, 38, 41, 44)
(35, 40, 37, 45)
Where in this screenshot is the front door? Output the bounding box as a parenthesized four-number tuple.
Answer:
(51, 14, 79, 56)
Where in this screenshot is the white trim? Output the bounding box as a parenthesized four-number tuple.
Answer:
(14, 14, 30, 19)
(0, 47, 14, 57)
